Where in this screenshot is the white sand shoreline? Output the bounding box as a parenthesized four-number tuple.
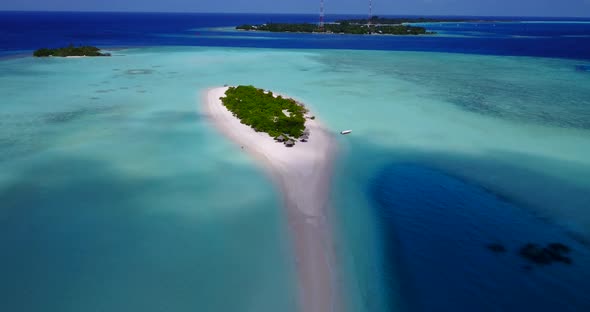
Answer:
(203, 87, 340, 312)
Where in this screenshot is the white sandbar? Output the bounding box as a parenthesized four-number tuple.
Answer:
(203, 87, 340, 312)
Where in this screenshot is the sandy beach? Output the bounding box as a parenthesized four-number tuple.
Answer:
(203, 87, 340, 312)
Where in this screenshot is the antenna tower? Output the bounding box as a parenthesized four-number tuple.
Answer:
(319, 0, 325, 29)
(368, 0, 373, 24)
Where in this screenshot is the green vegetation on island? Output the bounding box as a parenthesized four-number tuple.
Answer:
(236, 16, 443, 35)
(220, 86, 307, 139)
(33, 45, 111, 57)
(237, 22, 431, 35)
(237, 22, 430, 35)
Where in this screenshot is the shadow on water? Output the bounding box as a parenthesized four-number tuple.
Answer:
(0, 105, 126, 162)
(42, 105, 120, 124)
(0, 107, 208, 163)
(0, 144, 295, 311)
(351, 139, 590, 312)
(145, 110, 205, 124)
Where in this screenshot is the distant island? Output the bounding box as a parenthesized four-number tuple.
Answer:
(236, 16, 513, 35)
(220, 85, 310, 147)
(33, 45, 111, 57)
(236, 16, 446, 35)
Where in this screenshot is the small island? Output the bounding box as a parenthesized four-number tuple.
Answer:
(204, 86, 339, 311)
(33, 45, 111, 57)
(220, 85, 310, 147)
(237, 16, 437, 35)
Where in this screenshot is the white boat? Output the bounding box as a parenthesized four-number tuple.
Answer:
(340, 130, 352, 135)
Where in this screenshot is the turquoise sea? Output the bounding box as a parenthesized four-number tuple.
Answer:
(1, 12, 590, 312)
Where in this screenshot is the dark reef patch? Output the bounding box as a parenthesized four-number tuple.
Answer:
(147, 111, 201, 124)
(125, 69, 154, 75)
(519, 243, 572, 265)
(95, 89, 115, 93)
(485, 241, 574, 264)
(487, 243, 507, 253)
(42, 105, 117, 124)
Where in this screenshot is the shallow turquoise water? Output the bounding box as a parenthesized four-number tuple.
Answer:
(1, 47, 589, 311)
(0, 48, 302, 312)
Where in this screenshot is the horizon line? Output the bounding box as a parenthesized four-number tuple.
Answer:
(1, 10, 590, 19)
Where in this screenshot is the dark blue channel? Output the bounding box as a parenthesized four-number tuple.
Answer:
(370, 163, 590, 312)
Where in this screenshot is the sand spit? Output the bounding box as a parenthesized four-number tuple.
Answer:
(203, 87, 340, 312)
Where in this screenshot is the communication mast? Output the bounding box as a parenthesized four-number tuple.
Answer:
(368, 0, 373, 25)
(319, 0, 325, 29)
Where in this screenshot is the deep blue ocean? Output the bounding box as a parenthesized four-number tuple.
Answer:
(1, 11, 590, 59)
(1, 11, 590, 312)
(370, 164, 590, 311)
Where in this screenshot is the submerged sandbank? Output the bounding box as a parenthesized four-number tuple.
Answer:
(203, 87, 340, 312)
